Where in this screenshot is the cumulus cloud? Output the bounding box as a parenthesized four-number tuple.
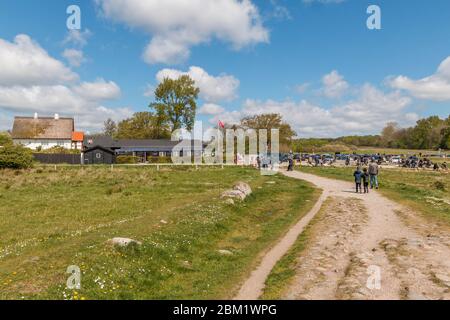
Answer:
(95, 0, 269, 64)
(73, 79, 121, 101)
(322, 70, 349, 98)
(63, 29, 93, 47)
(0, 34, 78, 86)
(62, 49, 86, 67)
(156, 66, 240, 103)
(389, 56, 450, 101)
(209, 84, 414, 137)
(199, 103, 225, 115)
(0, 34, 129, 132)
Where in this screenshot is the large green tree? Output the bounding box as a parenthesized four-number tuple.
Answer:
(239, 113, 296, 152)
(150, 75, 200, 132)
(116, 112, 170, 139)
(103, 118, 118, 138)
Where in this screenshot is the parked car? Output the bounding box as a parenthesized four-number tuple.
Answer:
(390, 156, 401, 164)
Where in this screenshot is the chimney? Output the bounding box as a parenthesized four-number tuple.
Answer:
(34, 112, 38, 119)
(54, 113, 59, 120)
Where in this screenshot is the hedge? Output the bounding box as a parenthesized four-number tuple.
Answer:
(0, 144, 34, 169)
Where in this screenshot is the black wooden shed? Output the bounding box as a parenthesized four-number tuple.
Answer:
(83, 145, 116, 164)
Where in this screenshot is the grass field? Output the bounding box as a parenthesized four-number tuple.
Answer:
(0, 166, 319, 300)
(297, 166, 450, 224)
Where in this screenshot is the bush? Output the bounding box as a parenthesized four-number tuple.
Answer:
(147, 156, 172, 164)
(0, 132, 12, 146)
(0, 144, 34, 169)
(40, 146, 81, 154)
(116, 155, 140, 164)
(433, 181, 446, 191)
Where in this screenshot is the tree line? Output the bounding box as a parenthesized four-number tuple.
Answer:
(293, 116, 450, 152)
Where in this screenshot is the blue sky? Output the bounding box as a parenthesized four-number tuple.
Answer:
(0, 0, 449, 137)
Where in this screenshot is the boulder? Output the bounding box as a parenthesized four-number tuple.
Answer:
(108, 237, 142, 247)
(233, 182, 252, 197)
(224, 198, 235, 205)
(218, 249, 233, 255)
(221, 182, 252, 201)
(221, 189, 246, 200)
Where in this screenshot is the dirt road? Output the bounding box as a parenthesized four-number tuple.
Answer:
(235, 170, 450, 300)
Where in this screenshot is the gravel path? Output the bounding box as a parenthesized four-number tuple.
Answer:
(235, 170, 450, 300)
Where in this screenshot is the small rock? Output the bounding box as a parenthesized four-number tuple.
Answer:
(108, 237, 142, 247)
(233, 182, 252, 197)
(224, 198, 235, 205)
(218, 249, 233, 255)
(160, 220, 168, 224)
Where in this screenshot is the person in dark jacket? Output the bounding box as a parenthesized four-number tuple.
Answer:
(362, 167, 370, 193)
(353, 167, 363, 193)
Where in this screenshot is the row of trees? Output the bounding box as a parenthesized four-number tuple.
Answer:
(380, 116, 450, 150)
(103, 75, 199, 139)
(293, 116, 450, 152)
(101, 75, 296, 152)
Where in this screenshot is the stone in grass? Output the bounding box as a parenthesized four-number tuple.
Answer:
(108, 237, 142, 248)
(218, 249, 233, 255)
(221, 189, 246, 200)
(224, 198, 235, 205)
(221, 181, 252, 201)
(233, 182, 252, 197)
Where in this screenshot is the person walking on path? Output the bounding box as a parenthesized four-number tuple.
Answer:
(368, 160, 379, 189)
(362, 168, 370, 193)
(353, 167, 363, 194)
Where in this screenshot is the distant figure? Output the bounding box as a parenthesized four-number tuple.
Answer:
(442, 162, 448, 170)
(256, 156, 261, 170)
(287, 151, 294, 171)
(345, 157, 350, 166)
(368, 160, 379, 189)
(353, 167, 363, 194)
(362, 168, 370, 193)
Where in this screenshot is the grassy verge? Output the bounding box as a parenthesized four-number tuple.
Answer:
(0, 166, 318, 299)
(297, 166, 450, 224)
(260, 198, 327, 300)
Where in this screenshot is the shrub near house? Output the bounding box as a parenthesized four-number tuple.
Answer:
(0, 144, 34, 169)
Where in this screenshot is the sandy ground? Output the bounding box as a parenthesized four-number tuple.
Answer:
(235, 170, 450, 300)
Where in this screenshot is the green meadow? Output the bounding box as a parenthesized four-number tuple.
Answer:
(0, 166, 318, 300)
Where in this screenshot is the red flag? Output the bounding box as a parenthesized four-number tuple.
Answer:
(218, 120, 225, 129)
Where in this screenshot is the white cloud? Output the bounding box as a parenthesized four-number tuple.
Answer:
(0, 34, 78, 86)
(295, 83, 310, 94)
(209, 84, 414, 137)
(73, 79, 121, 101)
(322, 70, 349, 98)
(199, 103, 225, 115)
(62, 49, 86, 67)
(156, 66, 239, 103)
(389, 56, 450, 101)
(0, 34, 129, 132)
(95, 0, 269, 64)
(63, 29, 93, 47)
